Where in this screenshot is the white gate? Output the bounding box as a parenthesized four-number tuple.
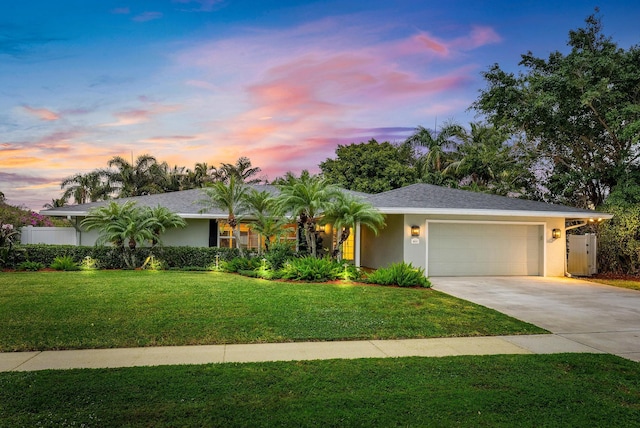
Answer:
(567, 234, 597, 276)
(20, 226, 78, 245)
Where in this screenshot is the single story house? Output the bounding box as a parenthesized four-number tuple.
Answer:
(41, 183, 611, 277)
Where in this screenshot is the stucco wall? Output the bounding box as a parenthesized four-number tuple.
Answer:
(360, 214, 404, 269)
(76, 217, 211, 247)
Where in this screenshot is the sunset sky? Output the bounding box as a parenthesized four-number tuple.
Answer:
(2, 1, 639, 210)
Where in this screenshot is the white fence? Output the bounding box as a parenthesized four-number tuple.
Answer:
(20, 226, 78, 245)
(567, 234, 597, 276)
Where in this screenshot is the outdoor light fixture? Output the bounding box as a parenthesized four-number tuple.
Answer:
(411, 225, 420, 237)
(552, 228, 562, 239)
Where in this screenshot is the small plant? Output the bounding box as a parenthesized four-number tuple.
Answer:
(17, 261, 44, 271)
(263, 242, 295, 270)
(366, 262, 431, 287)
(50, 256, 80, 271)
(80, 256, 100, 270)
(142, 254, 166, 271)
(280, 256, 343, 282)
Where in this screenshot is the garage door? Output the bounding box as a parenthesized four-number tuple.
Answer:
(428, 223, 541, 276)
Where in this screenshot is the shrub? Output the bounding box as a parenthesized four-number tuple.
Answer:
(280, 256, 343, 282)
(80, 256, 100, 270)
(263, 242, 296, 270)
(50, 256, 80, 271)
(366, 262, 431, 287)
(17, 261, 44, 271)
(221, 257, 261, 273)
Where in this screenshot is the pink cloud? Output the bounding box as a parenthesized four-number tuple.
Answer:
(451, 26, 502, 49)
(22, 105, 60, 121)
(101, 102, 181, 127)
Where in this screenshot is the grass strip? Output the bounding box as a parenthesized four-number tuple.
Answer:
(1, 354, 638, 427)
(0, 271, 545, 351)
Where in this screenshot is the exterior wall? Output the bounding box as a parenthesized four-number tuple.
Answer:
(360, 214, 404, 269)
(162, 218, 210, 247)
(75, 217, 211, 247)
(20, 226, 78, 245)
(403, 214, 428, 271)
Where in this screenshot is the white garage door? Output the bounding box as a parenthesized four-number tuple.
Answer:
(428, 223, 542, 276)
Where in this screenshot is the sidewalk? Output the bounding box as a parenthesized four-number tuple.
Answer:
(0, 334, 603, 372)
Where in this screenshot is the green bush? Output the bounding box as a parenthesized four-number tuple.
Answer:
(280, 256, 343, 282)
(263, 242, 296, 270)
(222, 257, 261, 273)
(17, 261, 44, 271)
(366, 262, 431, 287)
(50, 256, 80, 271)
(4, 245, 241, 270)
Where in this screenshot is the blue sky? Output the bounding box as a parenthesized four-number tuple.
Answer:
(2, 0, 639, 209)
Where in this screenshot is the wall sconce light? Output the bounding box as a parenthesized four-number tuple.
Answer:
(552, 228, 561, 239)
(411, 225, 420, 237)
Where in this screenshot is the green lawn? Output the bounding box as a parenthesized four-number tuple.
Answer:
(1, 354, 638, 427)
(0, 270, 545, 351)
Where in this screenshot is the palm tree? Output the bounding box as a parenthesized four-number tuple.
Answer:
(145, 205, 187, 247)
(406, 121, 464, 178)
(43, 197, 68, 209)
(276, 174, 339, 257)
(199, 175, 250, 256)
(61, 171, 111, 204)
(106, 154, 166, 197)
(81, 201, 156, 267)
(322, 192, 385, 262)
(244, 188, 289, 253)
(219, 157, 263, 184)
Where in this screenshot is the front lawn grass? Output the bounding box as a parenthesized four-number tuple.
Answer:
(0, 271, 545, 351)
(1, 354, 638, 427)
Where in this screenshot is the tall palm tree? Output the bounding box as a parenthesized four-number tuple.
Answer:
(199, 175, 250, 256)
(406, 121, 464, 177)
(244, 188, 289, 253)
(60, 171, 111, 204)
(219, 157, 263, 184)
(106, 154, 165, 197)
(276, 174, 339, 257)
(322, 192, 385, 262)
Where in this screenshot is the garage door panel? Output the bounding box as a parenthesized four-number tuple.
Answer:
(428, 224, 541, 276)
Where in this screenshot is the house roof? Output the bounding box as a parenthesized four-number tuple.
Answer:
(41, 183, 610, 220)
(364, 183, 609, 219)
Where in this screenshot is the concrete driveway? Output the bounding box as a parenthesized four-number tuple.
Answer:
(431, 276, 640, 362)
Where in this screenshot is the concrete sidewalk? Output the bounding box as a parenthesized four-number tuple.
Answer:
(0, 334, 603, 372)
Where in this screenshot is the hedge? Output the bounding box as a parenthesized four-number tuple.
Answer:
(5, 245, 242, 270)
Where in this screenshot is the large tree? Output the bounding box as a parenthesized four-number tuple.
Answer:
(319, 139, 417, 193)
(199, 175, 250, 257)
(321, 192, 385, 262)
(106, 154, 168, 198)
(61, 171, 111, 204)
(276, 174, 339, 257)
(473, 12, 640, 208)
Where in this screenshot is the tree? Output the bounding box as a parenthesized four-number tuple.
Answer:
(406, 121, 464, 176)
(473, 12, 640, 208)
(81, 201, 154, 268)
(244, 188, 290, 253)
(145, 205, 186, 247)
(43, 197, 68, 209)
(61, 171, 111, 204)
(319, 139, 417, 193)
(106, 154, 167, 197)
(199, 175, 250, 256)
(276, 174, 340, 257)
(321, 192, 385, 262)
(218, 157, 263, 184)
(444, 122, 536, 196)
